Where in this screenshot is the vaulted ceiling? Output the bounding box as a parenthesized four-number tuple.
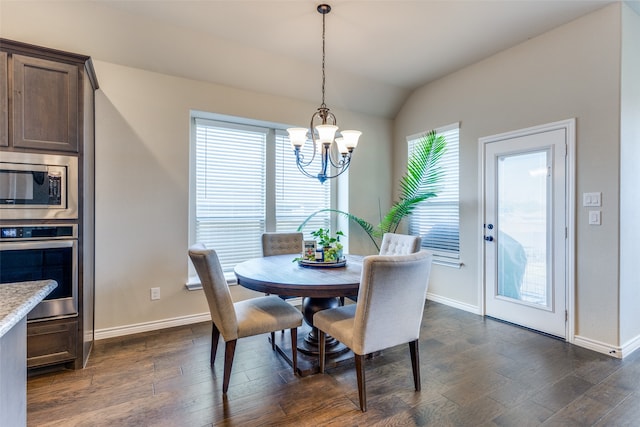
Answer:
(1, 0, 624, 117)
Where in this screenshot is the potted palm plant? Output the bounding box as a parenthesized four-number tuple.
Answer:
(298, 130, 446, 252)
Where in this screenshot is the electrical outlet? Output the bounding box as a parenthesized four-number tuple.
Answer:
(150, 287, 161, 300)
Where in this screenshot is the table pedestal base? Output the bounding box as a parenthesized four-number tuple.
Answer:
(271, 324, 353, 377)
(299, 296, 349, 357)
(269, 296, 355, 376)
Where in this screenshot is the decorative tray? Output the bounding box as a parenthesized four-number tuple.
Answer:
(298, 258, 347, 268)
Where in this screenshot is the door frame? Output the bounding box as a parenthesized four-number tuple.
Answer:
(478, 119, 576, 342)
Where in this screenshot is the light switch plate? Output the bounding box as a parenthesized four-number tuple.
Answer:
(589, 210, 601, 225)
(583, 192, 602, 207)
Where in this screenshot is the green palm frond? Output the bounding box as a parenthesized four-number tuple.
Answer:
(399, 131, 446, 200)
(379, 193, 437, 234)
(298, 130, 447, 252)
(380, 131, 446, 234)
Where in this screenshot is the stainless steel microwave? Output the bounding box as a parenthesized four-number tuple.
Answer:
(0, 151, 78, 220)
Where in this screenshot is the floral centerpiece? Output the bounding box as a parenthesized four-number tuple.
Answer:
(297, 228, 345, 263)
(311, 228, 344, 262)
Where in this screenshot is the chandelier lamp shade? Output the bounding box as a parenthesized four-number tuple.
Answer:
(287, 4, 362, 184)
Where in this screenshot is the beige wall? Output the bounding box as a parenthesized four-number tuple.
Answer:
(394, 4, 624, 348)
(0, 0, 392, 334)
(92, 61, 390, 331)
(619, 2, 640, 346)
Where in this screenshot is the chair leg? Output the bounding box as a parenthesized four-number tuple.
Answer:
(409, 339, 421, 391)
(222, 339, 237, 394)
(290, 327, 298, 375)
(271, 331, 276, 350)
(318, 329, 326, 373)
(210, 323, 220, 367)
(355, 354, 367, 412)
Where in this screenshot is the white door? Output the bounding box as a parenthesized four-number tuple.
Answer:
(483, 123, 571, 338)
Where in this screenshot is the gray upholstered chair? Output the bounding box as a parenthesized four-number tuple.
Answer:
(261, 232, 304, 256)
(379, 232, 422, 255)
(188, 243, 303, 393)
(346, 232, 422, 303)
(314, 250, 433, 412)
(262, 232, 303, 303)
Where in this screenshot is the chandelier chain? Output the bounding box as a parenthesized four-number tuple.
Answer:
(321, 9, 326, 109)
(286, 3, 361, 183)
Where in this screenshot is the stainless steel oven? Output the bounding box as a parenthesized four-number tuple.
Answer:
(0, 151, 78, 220)
(0, 224, 78, 320)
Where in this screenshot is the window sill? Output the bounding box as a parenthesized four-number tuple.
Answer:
(185, 281, 202, 291)
(185, 275, 237, 291)
(432, 257, 463, 269)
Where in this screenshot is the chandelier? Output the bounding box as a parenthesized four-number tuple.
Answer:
(287, 4, 361, 184)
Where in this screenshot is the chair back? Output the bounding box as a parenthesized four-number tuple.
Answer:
(379, 233, 422, 256)
(188, 243, 239, 341)
(262, 232, 303, 256)
(353, 251, 433, 355)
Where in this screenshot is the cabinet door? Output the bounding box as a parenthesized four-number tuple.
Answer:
(27, 318, 77, 368)
(0, 51, 7, 147)
(12, 54, 78, 152)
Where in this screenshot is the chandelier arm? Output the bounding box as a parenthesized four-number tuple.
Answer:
(328, 164, 350, 179)
(297, 163, 320, 180)
(295, 152, 320, 180)
(327, 151, 351, 169)
(316, 160, 351, 181)
(294, 146, 318, 169)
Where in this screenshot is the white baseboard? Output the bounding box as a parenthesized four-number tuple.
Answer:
(573, 335, 623, 359)
(573, 334, 640, 359)
(425, 294, 640, 360)
(621, 333, 640, 358)
(427, 292, 481, 315)
(94, 294, 461, 341)
(95, 312, 212, 341)
(94, 297, 303, 341)
(99, 295, 640, 362)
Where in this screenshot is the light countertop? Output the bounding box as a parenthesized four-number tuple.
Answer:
(0, 280, 57, 338)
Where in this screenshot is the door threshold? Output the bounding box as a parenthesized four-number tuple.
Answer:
(485, 315, 565, 341)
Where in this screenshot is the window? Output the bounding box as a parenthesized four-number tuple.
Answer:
(274, 131, 332, 232)
(191, 114, 332, 280)
(407, 123, 460, 263)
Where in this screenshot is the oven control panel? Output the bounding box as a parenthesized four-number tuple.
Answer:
(0, 225, 77, 240)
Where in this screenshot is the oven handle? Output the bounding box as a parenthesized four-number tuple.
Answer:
(0, 162, 49, 173)
(0, 239, 76, 251)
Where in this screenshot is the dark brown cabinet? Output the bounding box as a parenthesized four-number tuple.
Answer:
(0, 51, 7, 147)
(12, 54, 79, 152)
(26, 319, 78, 369)
(0, 39, 97, 371)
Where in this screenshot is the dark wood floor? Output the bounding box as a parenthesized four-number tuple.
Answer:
(27, 301, 640, 426)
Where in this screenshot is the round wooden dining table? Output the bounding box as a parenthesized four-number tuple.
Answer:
(234, 253, 363, 376)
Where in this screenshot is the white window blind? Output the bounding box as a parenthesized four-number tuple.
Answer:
(275, 130, 331, 235)
(408, 123, 460, 260)
(192, 116, 333, 278)
(194, 119, 266, 273)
